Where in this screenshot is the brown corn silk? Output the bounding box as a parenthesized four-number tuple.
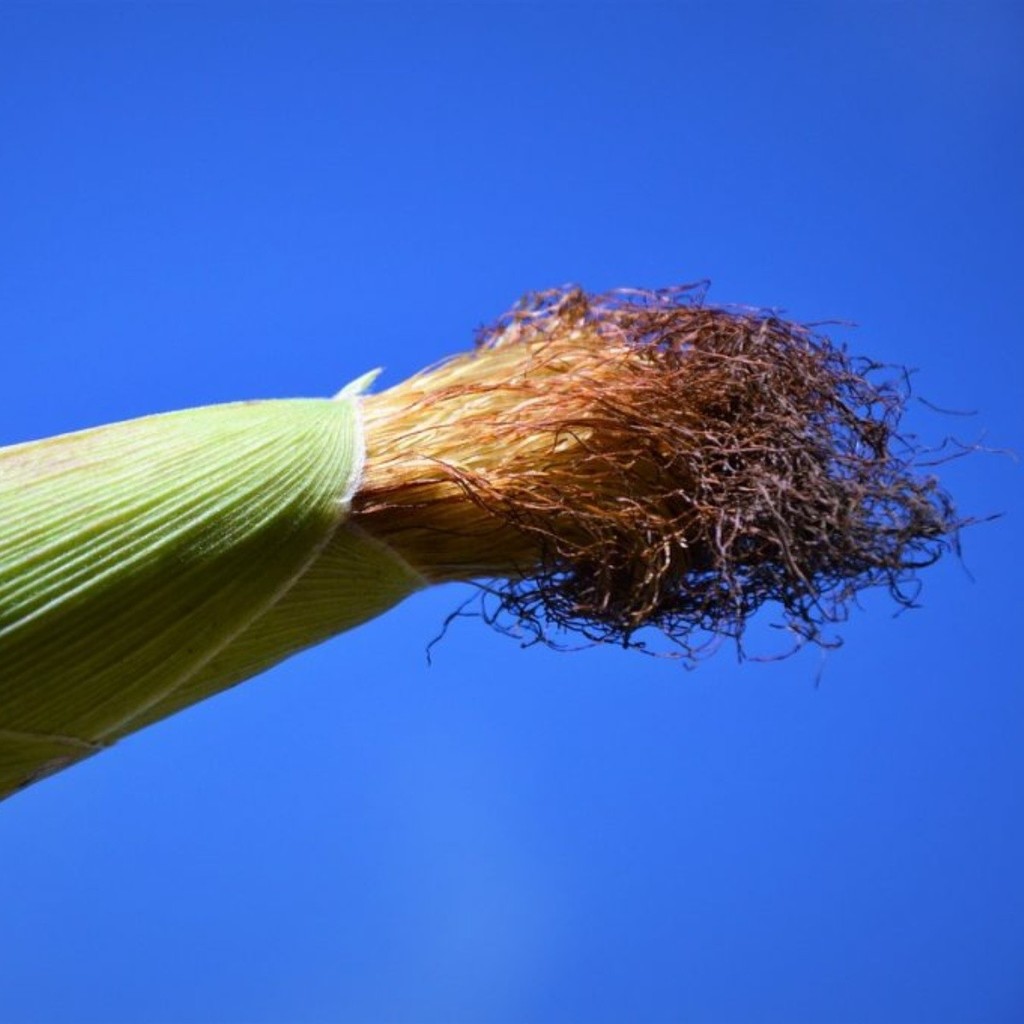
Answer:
(354, 285, 958, 658)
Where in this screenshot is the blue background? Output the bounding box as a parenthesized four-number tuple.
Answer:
(1, 4, 1022, 1022)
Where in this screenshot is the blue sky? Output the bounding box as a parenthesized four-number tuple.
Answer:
(1, 4, 1022, 1022)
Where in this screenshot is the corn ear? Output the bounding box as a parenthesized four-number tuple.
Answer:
(0, 282, 965, 801)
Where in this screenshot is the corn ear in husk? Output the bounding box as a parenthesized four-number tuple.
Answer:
(0, 283, 964, 801)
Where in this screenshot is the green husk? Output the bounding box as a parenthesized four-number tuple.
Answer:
(127, 523, 425, 732)
(0, 393, 422, 799)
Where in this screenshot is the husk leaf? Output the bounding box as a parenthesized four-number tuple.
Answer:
(0, 398, 370, 797)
